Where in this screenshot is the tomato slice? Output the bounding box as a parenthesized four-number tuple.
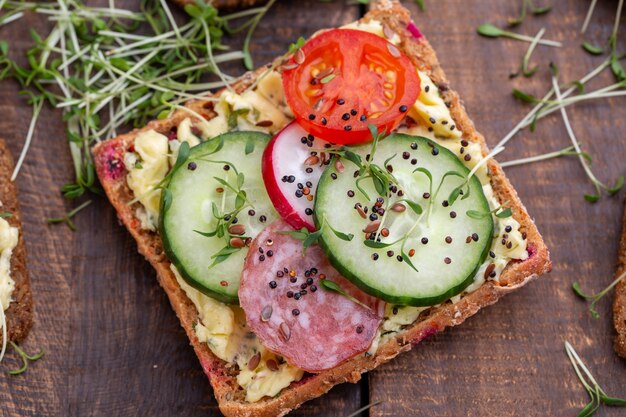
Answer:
(282, 29, 420, 145)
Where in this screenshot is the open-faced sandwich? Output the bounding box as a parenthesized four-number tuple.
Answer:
(93, 1, 551, 415)
(0, 139, 33, 362)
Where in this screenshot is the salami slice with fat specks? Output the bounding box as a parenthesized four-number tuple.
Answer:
(239, 219, 384, 372)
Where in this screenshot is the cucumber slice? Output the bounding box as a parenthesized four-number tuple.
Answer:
(161, 131, 278, 304)
(315, 134, 493, 306)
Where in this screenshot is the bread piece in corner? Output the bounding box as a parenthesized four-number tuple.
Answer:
(0, 139, 33, 344)
(613, 199, 626, 358)
(93, 1, 551, 415)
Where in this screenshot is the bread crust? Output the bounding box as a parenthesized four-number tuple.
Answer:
(613, 199, 626, 358)
(0, 139, 33, 343)
(92, 1, 552, 415)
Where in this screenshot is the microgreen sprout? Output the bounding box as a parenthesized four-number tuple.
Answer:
(551, 71, 624, 201)
(508, 0, 551, 27)
(564, 341, 626, 416)
(510, 27, 545, 78)
(476, 23, 561, 47)
(572, 269, 626, 319)
(499, 145, 585, 168)
(47, 199, 92, 231)
(318, 279, 372, 311)
(7, 341, 44, 375)
(0, 0, 277, 204)
(344, 400, 383, 417)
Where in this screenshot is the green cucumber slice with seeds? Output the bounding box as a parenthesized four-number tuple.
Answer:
(314, 133, 493, 306)
(160, 131, 278, 304)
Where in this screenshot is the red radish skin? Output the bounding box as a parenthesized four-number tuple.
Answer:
(407, 21, 423, 39)
(262, 121, 331, 232)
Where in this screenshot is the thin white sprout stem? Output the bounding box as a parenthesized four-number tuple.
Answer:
(11, 99, 43, 181)
(468, 146, 505, 179)
(201, 18, 235, 93)
(521, 28, 544, 73)
(0, 10, 23, 26)
(551, 75, 605, 193)
(581, 0, 599, 34)
(500, 146, 576, 167)
(613, 0, 624, 40)
(506, 32, 561, 47)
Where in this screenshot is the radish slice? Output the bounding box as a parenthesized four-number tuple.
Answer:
(262, 121, 331, 232)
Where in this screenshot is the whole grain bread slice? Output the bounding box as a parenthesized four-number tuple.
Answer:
(613, 199, 626, 358)
(92, 1, 552, 415)
(0, 139, 33, 343)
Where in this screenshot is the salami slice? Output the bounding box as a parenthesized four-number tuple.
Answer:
(239, 219, 384, 372)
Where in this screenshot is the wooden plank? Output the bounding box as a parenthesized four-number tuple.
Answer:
(369, 1, 626, 416)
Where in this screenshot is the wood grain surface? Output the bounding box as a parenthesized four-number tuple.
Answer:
(0, 0, 625, 416)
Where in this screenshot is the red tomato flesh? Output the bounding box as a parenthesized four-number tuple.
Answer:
(282, 29, 420, 145)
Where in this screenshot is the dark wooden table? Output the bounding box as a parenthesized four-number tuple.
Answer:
(1, 0, 625, 416)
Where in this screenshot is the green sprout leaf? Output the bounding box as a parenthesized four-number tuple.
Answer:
(582, 42, 604, 56)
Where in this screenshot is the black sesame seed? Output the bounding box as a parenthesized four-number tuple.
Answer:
(432, 147, 439, 156)
(277, 271, 285, 278)
(411, 158, 417, 165)
(300, 283, 308, 290)
(292, 309, 300, 316)
(310, 268, 317, 274)
(290, 276, 297, 283)
(351, 109, 357, 116)
(344, 125, 352, 131)
(505, 225, 512, 233)
(410, 142, 417, 150)
(461, 140, 469, 147)
(450, 211, 457, 218)
(306, 277, 313, 285)
(402, 151, 410, 159)
(489, 271, 497, 278)
(337, 99, 345, 105)
(287, 175, 295, 183)
(445, 236, 452, 244)
(399, 105, 408, 112)
(232, 217, 238, 224)
(300, 137, 307, 144)
(421, 237, 429, 244)
(442, 120, 448, 125)
(308, 134, 314, 141)
(342, 113, 350, 121)
(309, 114, 316, 120)
(248, 209, 256, 216)
(259, 255, 265, 261)
(347, 190, 355, 197)
(286, 291, 294, 298)
(259, 215, 267, 223)
(310, 285, 317, 292)
(464, 154, 471, 161)
(472, 233, 479, 242)
(305, 208, 313, 215)
(284, 267, 289, 273)
(459, 147, 465, 154)
(442, 200, 449, 207)
(392, 307, 399, 315)
(507, 242, 513, 249)
(360, 115, 367, 122)
(297, 183, 304, 190)
(321, 117, 327, 125)
(396, 255, 403, 262)
(306, 167, 313, 173)
(294, 293, 301, 300)
(428, 127, 434, 132)
(489, 251, 496, 258)
(372, 253, 379, 260)
(223, 164, 230, 171)
(306, 181, 312, 187)
(444, 257, 452, 264)
(269, 281, 277, 289)
(429, 117, 436, 124)
(331, 172, 337, 179)
(300, 289, 307, 295)
(356, 325, 364, 334)
(187, 162, 197, 170)
(259, 247, 264, 254)
(224, 215, 231, 221)
(267, 250, 273, 257)
(295, 190, 303, 198)
(387, 250, 394, 257)
(369, 213, 378, 221)
(423, 192, 430, 199)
